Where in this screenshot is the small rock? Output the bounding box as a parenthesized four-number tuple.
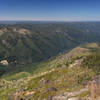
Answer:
(40, 78, 50, 85)
(0, 60, 8, 66)
(68, 97, 80, 100)
(47, 87, 57, 92)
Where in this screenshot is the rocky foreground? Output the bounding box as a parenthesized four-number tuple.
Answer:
(8, 75, 100, 100)
(1, 43, 100, 100)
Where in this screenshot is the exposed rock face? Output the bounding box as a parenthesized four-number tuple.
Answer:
(47, 87, 57, 92)
(40, 78, 50, 85)
(46, 96, 82, 100)
(17, 28, 30, 35)
(12, 27, 30, 35)
(8, 89, 24, 100)
(45, 88, 89, 100)
(0, 60, 8, 66)
(68, 97, 80, 100)
(88, 76, 100, 100)
(8, 89, 35, 100)
(52, 96, 67, 100)
(0, 27, 31, 36)
(0, 28, 8, 36)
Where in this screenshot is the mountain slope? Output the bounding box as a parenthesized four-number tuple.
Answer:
(0, 43, 100, 100)
(0, 23, 100, 66)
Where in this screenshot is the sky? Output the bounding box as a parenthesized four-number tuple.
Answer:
(0, 0, 100, 21)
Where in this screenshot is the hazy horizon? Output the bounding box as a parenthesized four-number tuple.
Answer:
(0, 0, 100, 21)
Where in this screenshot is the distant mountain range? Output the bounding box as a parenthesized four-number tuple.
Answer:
(0, 22, 100, 65)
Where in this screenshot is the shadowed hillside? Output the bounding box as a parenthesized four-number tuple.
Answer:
(0, 23, 100, 65)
